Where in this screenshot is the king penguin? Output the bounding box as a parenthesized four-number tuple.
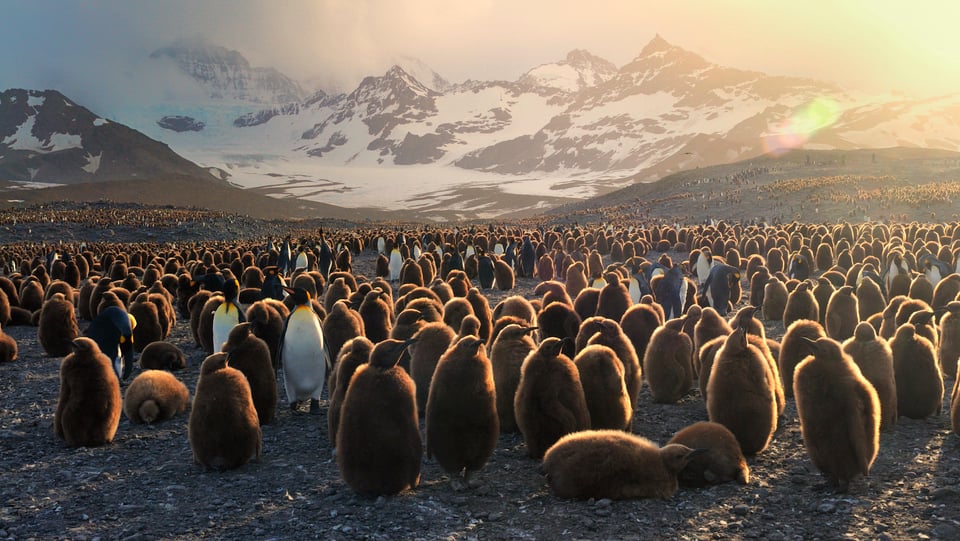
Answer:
(85, 305, 136, 382)
(278, 286, 330, 414)
(212, 278, 245, 353)
(389, 246, 404, 282)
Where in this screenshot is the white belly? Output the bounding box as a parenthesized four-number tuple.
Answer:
(281, 312, 327, 401)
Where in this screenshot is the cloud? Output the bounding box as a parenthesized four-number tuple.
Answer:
(2, 0, 959, 108)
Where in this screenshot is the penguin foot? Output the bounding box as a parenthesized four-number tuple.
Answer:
(309, 399, 322, 415)
(289, 400, 301, 412)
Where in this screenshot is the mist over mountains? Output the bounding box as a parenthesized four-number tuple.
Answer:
(3, 35, 959, 219)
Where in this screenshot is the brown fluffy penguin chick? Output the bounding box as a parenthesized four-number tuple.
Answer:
(537, 302, 581, 355)
(38, 292, 79, 357)
(222, 322, 277, 426)
(564, 260, 588, 300)
(409, 322, 456, 415)
(492, 295, 537, 326)
(730, 305, 786, 417)
(668, 421, 750, 486)
(189, 353, 261, 471)
(187, 290, 212, 348)
(198, 294, 223, 354)
(693, 307, 732, 363)
(907, 310, 939, 352)
(535, 280, 573, 308)
(891, 323, 943, 419)
(246, 299, 288, 370)
(0, 326, 17, 363)
(706, 327, 778, 455)
(337, 339, 422, 497)
(359, 289, 392, 343)
(514, 337, 591, 459)
(697, 335, 725, 403)
(909, 274, 934, 306)
(442, 296, 475, 334)
(749, 267, 770, 310)
(619, 303, 663, 363)
(493, 257, 515, 291)
(825, 286, 860, 342)
(123, 369, 189, 424)
(490, 324, 537, 433)
(643, 318, 694, 404)
(783, 281, 819, 328)
(139, 341, 186, 371)
(54, 338, 122, 447)
(843, 322, 897, 430)
(129, 294, 162, 352)
(596, 272, 631, 322)
(933, 274, 960, 312)
(465, 288, 493, 343)
(322, 299, 363, 368)
(457, 314, 481, 340)
(812, 277, 835, 325)
(778, 320, 826, 398)
(794, 337, 880, 493)
(327, 337, 374, 449)
(587, 319, 643, 410)
(542, 430, 702, 500)
(426, 336, 499, 489)
(879, 295, 909, 339)
(574, 344, 632, 430)
(762, 277, 789, 322)
(938, 301, 960, 379)
(856, 276, 885, 322)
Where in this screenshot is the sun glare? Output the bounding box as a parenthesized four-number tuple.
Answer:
(762, 98, 840, 156)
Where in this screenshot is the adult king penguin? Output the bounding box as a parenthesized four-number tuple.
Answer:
(278, 286, 329, 414)
(85, 306, 136, 382)
(212, 278, 245, 353)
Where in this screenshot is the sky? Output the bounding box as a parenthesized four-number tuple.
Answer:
(2, 0, 959, 110)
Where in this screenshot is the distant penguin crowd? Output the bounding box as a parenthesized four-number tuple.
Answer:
(3, 218, 960, 499)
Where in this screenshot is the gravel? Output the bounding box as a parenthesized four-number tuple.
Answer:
(1, 219, 959, 540)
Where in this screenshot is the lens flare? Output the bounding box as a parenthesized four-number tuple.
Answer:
(763, 97, 840, 156)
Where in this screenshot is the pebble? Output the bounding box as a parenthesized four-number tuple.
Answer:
(818, 502, 836, 514)
(733, 504, 750, 516)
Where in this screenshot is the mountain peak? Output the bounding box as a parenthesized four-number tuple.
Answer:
(639, 34, 675, 57)
(149, 39, 304, 104)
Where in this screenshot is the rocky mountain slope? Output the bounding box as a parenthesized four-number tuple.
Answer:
(0, 89, 221, 184)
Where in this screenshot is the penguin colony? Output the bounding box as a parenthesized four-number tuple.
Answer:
(3, 218, 960, 510)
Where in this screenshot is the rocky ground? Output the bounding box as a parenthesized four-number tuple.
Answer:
(2, 229, 960, 541)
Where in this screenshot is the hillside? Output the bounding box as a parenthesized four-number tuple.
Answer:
(551, 147, 960, 225)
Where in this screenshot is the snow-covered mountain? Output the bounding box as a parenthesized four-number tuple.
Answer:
(149, 39, 305, 104)
(519, 49, 618, 93)
(6, 35, 960, 220)
(0, 89, 220, 184)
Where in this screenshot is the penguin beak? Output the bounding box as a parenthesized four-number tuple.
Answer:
(799, 336, 821, 353)
(686, 448, 709, 460)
